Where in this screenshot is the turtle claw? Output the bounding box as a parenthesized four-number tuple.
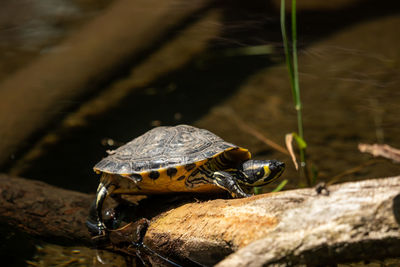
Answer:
(230, 190, 252, 198)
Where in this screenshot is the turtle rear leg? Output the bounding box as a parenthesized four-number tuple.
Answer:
(212, 171, 251, 198)
(86, 177, 116, 238)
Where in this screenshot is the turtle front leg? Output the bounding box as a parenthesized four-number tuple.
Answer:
(86, 178, 116, 238)
(212, 171, 251, 198)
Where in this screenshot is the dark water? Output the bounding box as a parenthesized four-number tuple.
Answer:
(1, 0, 400, 265)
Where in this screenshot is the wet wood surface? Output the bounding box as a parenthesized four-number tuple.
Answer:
(0, 174, 399, 266)
(145, 176, 400, 265)
(0, 174, 93, 244)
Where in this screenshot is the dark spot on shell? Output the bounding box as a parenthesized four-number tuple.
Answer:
(149, 171, 160, 180)
(177, 175, 186, 181)
(184, 163, 196, 171)
(129, 174, 142, 182)
(167, 167, 178, 178)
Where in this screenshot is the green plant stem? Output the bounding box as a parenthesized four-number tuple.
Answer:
(291, 0, 300, 111)
(280, 0, 295, 104)
(290, 0, 309, 185)
(254, 186, 261, 195)
(281, 0, 310, 186)
(291, 0, 303, 143)
(272, 179, 288, 192)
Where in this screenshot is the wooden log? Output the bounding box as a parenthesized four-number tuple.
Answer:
(215, 177, 400, 266)
(144, 177, 400, 266)
(0, 174, 93, 244)
(1, 174, 399, 265)
(0, 0, 211, 167)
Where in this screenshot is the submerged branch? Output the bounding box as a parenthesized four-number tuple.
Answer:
(359, 143, 400, 163)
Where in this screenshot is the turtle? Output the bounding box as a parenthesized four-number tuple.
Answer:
(87, 125, 285, 237)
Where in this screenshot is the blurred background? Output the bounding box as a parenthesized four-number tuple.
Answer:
(0, 0, 400, 265)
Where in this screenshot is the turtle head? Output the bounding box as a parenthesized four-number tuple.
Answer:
(238, 159, 285, 187)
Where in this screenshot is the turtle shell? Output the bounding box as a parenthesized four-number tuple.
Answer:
(94, 125, 250, 176)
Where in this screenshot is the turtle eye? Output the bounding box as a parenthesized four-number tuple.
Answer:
(255, 167, 265, 179)
(254, 166, 271, 180)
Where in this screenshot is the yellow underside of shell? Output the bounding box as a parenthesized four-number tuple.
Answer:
(98, 147, 251, 195)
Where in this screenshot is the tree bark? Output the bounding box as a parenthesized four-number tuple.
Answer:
(214, 177, 400, 266)
(144, 177, 400, 266)
(0, 174, 93, 244)
(0, 174, 399, 266)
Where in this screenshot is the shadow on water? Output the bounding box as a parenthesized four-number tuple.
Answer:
(0, 223, 36, 266)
